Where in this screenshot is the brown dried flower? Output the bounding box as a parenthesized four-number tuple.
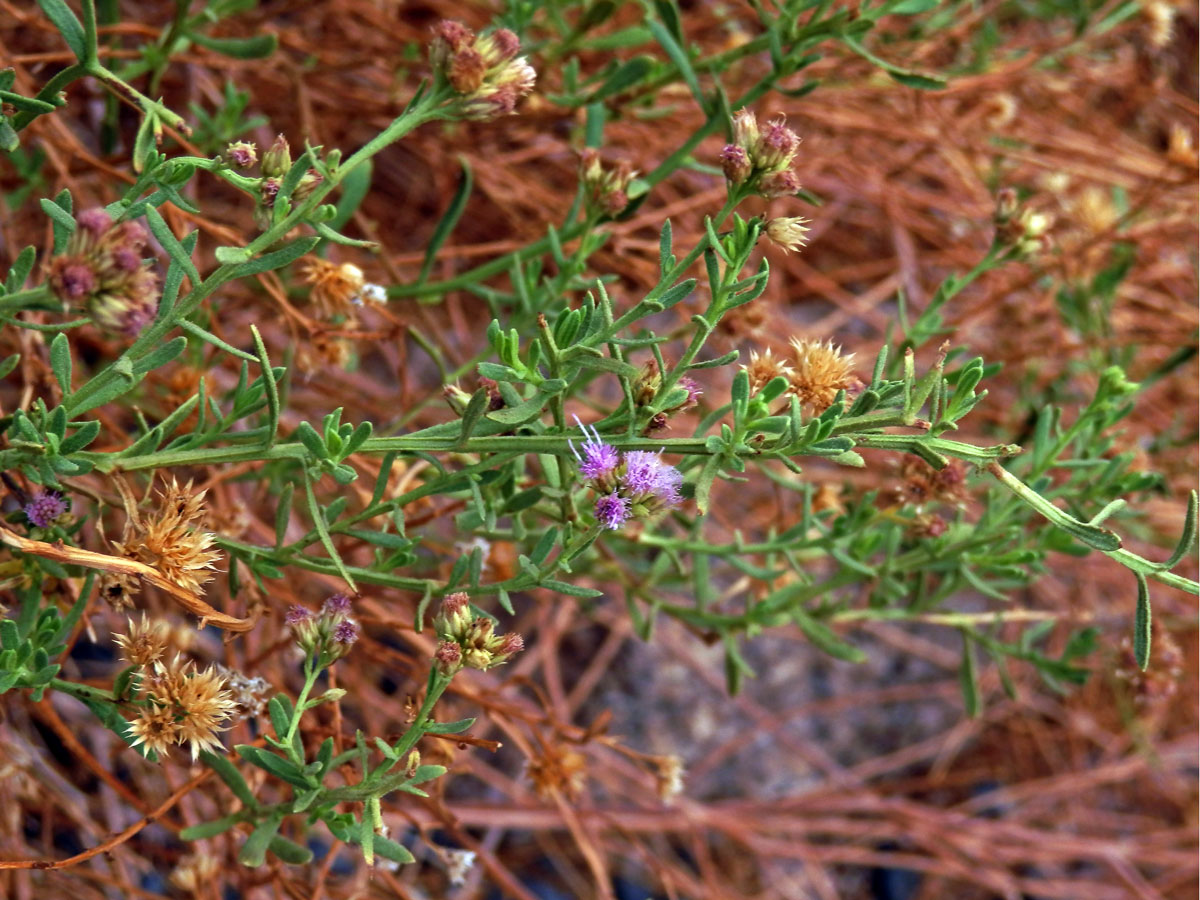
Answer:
(131, 655, 236, 760)
(302, 257, 367, 319)
(114, 614, 171, 668)
(526, 742, 587, 801)
(742, 347, 794, 393)
(127, 702, 180, 759)
(170, 850, 220, 894)
(106, 478, 221, 606)
(787, 338, 855, 412)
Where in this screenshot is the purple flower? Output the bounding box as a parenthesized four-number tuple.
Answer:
(594, 492, 631, 530)
(24, 491, 68, 527)
(651, 464, 684, 507)
(622, 450, 684, 508)
(621, 451, 664, 495)
(321, 593, 353, 617)
(285, 605, 314, 626)
(570, 415, 619, 482)
(678, 377, 702, 409)
(333, 619, 360, 645)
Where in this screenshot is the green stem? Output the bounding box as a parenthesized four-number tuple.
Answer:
(282, 659, 318, 762)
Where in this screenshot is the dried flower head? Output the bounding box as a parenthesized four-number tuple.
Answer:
(46, 210, 159, 338)
(23, 490, 68, 527)
(654, 754, 686, 804)
(302, 257, 368, 318)
(1140, 0, 1174, 47)
(440, 847, 478, 887)
(104, 478, 221, 606)
(138, 655, 237, 759)
(743, 347, 794, 393)
(894, 458, 971, 510)
(765, 216, 810, 254)
(1166, 123, 1197, 168)
(787, 338, 855, 412)
(127, 702, 180, 759)
(114, 614, 172, 668)
(431, 21, 536, 120)
(170, 850, 220, 894)
(526, 742, 587, 800)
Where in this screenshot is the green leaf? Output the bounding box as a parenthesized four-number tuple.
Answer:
(959, 629, 981, 717)
(373, 834, 416, 865)
(40, 195, 76, 252)
(236, 745, 313, 789)
(199, 751, 257, 808)
(37, 0, 86, 60)
(145, 207, 199, 285)
(646, 17, 705, 110)
(132, 336, 187, 375)
(570, 354, 640, 379)
(238, 814, 283, 867)
(233, 236, 320, 278)
(180, 813, 244, 841)
(540, 579, 603, 598)
(590, 55, 655, 101)
(267, 834, 313, 865)
(251, 326, 280, 448)
(790, 609, 867, 663)
(424, 717, 476, 734)
(48, 333, 71, 396)
(419, 157, 472, 284)
(1134, 572, 1151, 671)
(189, 31, 278, 59)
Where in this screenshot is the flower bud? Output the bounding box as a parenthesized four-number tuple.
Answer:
(225, 140, 257, 168)
(435, 640, 463, 676)
(293, 168, 324, 203)
(719, 144, 752, 184)
(435, 591, 474, 640)
(262, 135, 292, 178)
(757, 170, 801, 199)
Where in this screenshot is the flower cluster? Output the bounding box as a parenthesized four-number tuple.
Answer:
(429, 20, 536, 120)
(433, 592, 524, 675)
(122, 652, 237, 760)
(46, 209, 159, 338)
(571, 419, 684, 530)
(719, 109, 803, 199)
(741, 338, 856, 413)
(579, 149, 636, 218)
(286, 593, 361, 664)
(246, 135, 324, 225)
(23, 490, 68, 528)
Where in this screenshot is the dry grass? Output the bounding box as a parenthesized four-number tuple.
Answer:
(0, 1, 1196, 898)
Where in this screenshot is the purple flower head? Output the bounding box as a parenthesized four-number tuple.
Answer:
(24, 491, 68, 527)
(285, 605, 314, 626)
(332, 618, 360, 645)
(678, 377, 703, 409)
(621, 450, 684, 508)
(621, 451, 664, 495)
(321, 593, 353, 618)
(594, 492, 631, 530)
(570, 415, 619, 482)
